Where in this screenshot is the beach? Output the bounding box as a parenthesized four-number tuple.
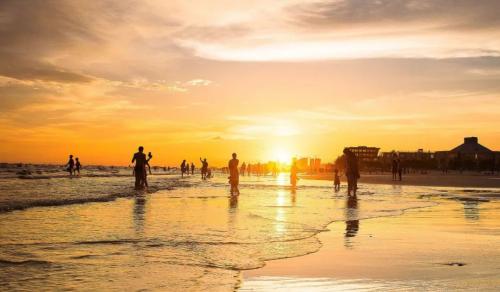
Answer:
(307, 172, 500, 188)
(0, 169, 499, 291)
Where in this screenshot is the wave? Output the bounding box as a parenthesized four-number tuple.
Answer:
(0, 259, 53, 266)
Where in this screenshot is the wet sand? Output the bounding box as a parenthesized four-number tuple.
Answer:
(306, 172, 500, 188)
(242, 186, 500, 291)
(1, 175, 499, 291)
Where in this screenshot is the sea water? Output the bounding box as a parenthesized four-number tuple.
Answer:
(0, 167, 497, 291)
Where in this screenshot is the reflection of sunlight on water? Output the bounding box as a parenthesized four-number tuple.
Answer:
(241, 276, 400, 291)
(276, 173, 288, 186)
(275, 190, 287, 235)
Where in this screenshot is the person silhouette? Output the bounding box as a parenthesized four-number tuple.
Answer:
(180, 160, 187, 178)
(240, 162, 246, 177)
(392, 154, 398, 181)
(334, 168, 340, 191)
(132, 146, 147, 190)
(344, 148, 360, 196)
(200, 158, 208, 180)
(75, 157, 81, 176)
(143, 152, 152, 188)
(191, 162, 195, 175)
(66, 155, 75, 176)
(290, 158, 298, 187)
(228, 153, 240, 195)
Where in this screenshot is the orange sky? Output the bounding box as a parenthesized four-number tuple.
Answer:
(1, 0, 500, 166)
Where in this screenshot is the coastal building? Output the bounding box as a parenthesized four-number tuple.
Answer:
(345, 146, 380, 162)
(309, 158, 321, 172)
(435, 137, 497, 170)
(295, 157, 309, 171)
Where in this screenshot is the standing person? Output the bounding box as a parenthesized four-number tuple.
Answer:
(240, 162, 246, 177)
(180, 160, 187, 178)
(397, 158, 403, 181)
(191, 162, 195, 175)
(247, 164, 252, 176)
(290, 158, 298, 187)
(65, 155, 75, 176)
(334, 168, 341, 191)
(392, 154, 398, 181)
(200, 158, 208, 180)
(344, 148, 360, 196)
(132, 146, 147, 190)
(143, 152, 153, 188)
(75, 157, 82, 176)
(228, 153, 240, 195)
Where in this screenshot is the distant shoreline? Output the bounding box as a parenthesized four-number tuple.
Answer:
(304, 172, 500, 189)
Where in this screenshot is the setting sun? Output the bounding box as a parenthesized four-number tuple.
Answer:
(270, 148, 292, 163)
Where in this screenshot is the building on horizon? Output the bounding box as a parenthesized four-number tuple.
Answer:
(435, 137, 498, 171)
(345, 146, 380, 162)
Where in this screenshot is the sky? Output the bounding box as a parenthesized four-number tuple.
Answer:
(1, 0, 500, 166)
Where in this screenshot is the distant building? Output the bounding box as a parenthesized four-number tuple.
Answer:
(309, 158, 321, 172)
(295, 157, 309, 171)
(345, 146, 380, 162)
(435, 137, 497, 170)
(381, 149, 434, 162)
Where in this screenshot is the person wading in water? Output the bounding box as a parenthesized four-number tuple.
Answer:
(132, 146, 147, 190)
(228, 153, 240, 195)
(344, 148, 360, 196)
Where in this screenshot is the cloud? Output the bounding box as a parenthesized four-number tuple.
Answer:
(0, 54, 93, 83)
(287, 0, 500, 30)
(172, 0, 500, 61)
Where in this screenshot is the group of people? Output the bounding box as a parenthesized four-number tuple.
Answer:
(180, 160, 195, 177)
(128, 146, 362, 195)
(65, 155, 82, 176)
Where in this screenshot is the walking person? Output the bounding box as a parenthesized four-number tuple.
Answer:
(132, 146, 147, 190)
(344, 148, 360, 196)
(392, 155, 398, 181)
(180, 160, 187, 178)
(290, 158, 298, 187)
(143, 152, 153, 188)
(75, 157, 82, 176)
(334, 168, 341, 191)
(240, 162, 246, 177)
(191, 162, 195, 175)
(65, 155, 75, 176)
(397, 158, 403, 181)
(228, 153, 240, 195)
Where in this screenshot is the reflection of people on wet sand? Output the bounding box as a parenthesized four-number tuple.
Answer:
(228, 153, 240, 195)
(334, 168, 340, 191)
(229, 193, 239, 209)
(133, 195, 146, 234)
(290, 158, 298, 187)
(344, 195, 359, 248)
(344, 148, 360, 196)
(75, 157, 81, 176)
(200, 158, 208, 180)
(65, 155, 75, 176)
(132, 146, 147, 190)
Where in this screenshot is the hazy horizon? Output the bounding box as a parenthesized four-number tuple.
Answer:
(1, 0, 500, 166)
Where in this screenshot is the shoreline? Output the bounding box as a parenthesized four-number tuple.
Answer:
(241, 187, 500, 290)
(304, 172, 500, 188)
